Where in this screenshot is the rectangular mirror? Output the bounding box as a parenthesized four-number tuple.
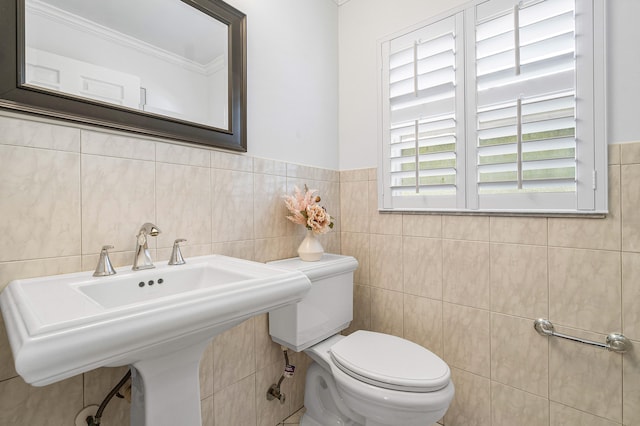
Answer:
(0, 0, 247, 151)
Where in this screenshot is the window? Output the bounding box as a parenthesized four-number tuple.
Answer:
(379, 0, 606, 214)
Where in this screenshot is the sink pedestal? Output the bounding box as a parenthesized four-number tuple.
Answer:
(130, 341, 210, 426)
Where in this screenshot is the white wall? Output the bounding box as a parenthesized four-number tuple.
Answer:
(227, 0, 340, 170)
(338, 0, 640, 170)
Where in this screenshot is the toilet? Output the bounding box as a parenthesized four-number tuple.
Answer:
(268, 254, 454, 426)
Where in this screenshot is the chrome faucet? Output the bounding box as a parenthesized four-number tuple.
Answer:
(93, 245, 117, 277)
(168, 238, 187, 265)
(132, 222, 161, 270)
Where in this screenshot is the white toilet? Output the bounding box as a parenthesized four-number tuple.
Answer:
(268, 254, 454, 426)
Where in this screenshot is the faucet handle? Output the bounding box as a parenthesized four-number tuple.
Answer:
(93, 245, 117, 277)
(168, 239, 187, 265)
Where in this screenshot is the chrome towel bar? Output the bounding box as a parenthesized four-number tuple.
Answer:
(533, 318, 632, 354)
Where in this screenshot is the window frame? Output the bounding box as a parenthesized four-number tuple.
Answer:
(377, 0, 607, 215)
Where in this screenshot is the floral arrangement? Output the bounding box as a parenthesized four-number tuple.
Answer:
(284, 185, 334, 234)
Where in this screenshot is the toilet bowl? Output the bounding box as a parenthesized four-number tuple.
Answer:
(268, 255, 454, 426)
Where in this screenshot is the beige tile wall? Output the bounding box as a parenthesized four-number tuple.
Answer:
(0, 113, 339, 425)
(341, 141, 640, 426)
(1, 109, 639, 426)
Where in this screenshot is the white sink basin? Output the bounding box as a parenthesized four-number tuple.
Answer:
(0, 254, 311, 426)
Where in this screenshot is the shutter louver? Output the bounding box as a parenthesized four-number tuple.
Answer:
(475, 0, 577, 195)
(387, 16, 461, 199)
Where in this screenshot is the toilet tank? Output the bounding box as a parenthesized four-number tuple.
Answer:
(268, 254, 358, 351)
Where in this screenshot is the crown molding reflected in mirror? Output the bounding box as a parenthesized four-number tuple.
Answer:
(0, 0, 247, 152)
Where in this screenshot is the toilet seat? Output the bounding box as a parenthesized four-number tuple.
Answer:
(329, 330, 450, 393)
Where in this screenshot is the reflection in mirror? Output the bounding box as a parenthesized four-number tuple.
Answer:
(24, 0, 229, 129)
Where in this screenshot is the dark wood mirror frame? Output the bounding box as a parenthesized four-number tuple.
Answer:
(0, 0, 247, 152)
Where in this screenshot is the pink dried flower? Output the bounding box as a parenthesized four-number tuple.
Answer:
(306, 204, 332, 234)
(283, 184, 334, 234)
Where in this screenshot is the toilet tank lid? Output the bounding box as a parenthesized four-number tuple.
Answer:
(330, 330, 450, 392)
(268, 254, 358, 281)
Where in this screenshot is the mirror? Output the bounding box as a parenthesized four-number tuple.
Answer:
(0, 0, 247, 151)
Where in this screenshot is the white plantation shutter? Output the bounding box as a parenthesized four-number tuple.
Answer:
(470, 0, 593, 211)
(379, 0, 605, 214)
(381, 14, 465, 209)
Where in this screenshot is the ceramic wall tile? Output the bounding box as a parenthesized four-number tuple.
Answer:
(549, 325, 623, 422)
(283, 408, 306, 424)
(256, 360, 290, 426)
(0, 315, 17, 381)
(81, 130, 155, 160)
(320, 180, 341, 220)
(609, 143, 621, 165)
(254, 174, 289, 239)
(549, 247, 621, 334)
(213, 318, 255, 392)
(550, 402, 620, 426)
(622, 164, 640, 252)
(214, 374, 257, 426)
(368, 180, 403, 235)
(443, 303, 491, 377)
(201, 396, 214, 426)
(340, 169, 369, 182)
(255, 313, 284, 370)
(623, 252, 640, 341)
(83, 367, 131, 425)
(156, 163, 211, 248)
(212, 169, 254, 242)
(319, 227, 341, 256)
(402, 214, 442, 238)
(0, 114, 80, 152)
(490, 243, 548, 319)
(211, 150, 253, 172)
(212, 240, 254, 261)
(548, 166, 621, 251)
(281, 350, 311, 415)
(492, 382, 549, 426)
(0, 375, 82, 426)
(156, 243, 212, 263)
(444, 368, 491, 426)
(0, 145, 81, 262)
(199, 340, 214, 399)
(443, 215, 490, 241)
(623, 339, 640, 425)
(490, 216, 548, 246)
(403, 237, 442, 300)
(403, 295, 443, 357)
(491, 313, 549, 397)
(0, 257, 81, 292)
(286, 163, 336, 182)
(345, 284, 371, 334)
(156, 142, 210, 167)
(254, 237, 298, 263)
(82, 250, 137, 271)
(340, 232, 370, 285)
(340, 180, 370, 233)
(369, 234, 403, 291)
(621, 141, 640, 164)
(82, 154, 157, 256)
(370, 288, 403, 337)
(442, 240, 490, 309)
(253, 158, 287, 176)
(367, 168, 378, 181)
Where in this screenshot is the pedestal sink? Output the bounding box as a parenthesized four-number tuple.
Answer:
(0, 255, 311, 426)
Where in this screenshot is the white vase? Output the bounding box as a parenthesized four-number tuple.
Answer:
(298, 229, 324, 261)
